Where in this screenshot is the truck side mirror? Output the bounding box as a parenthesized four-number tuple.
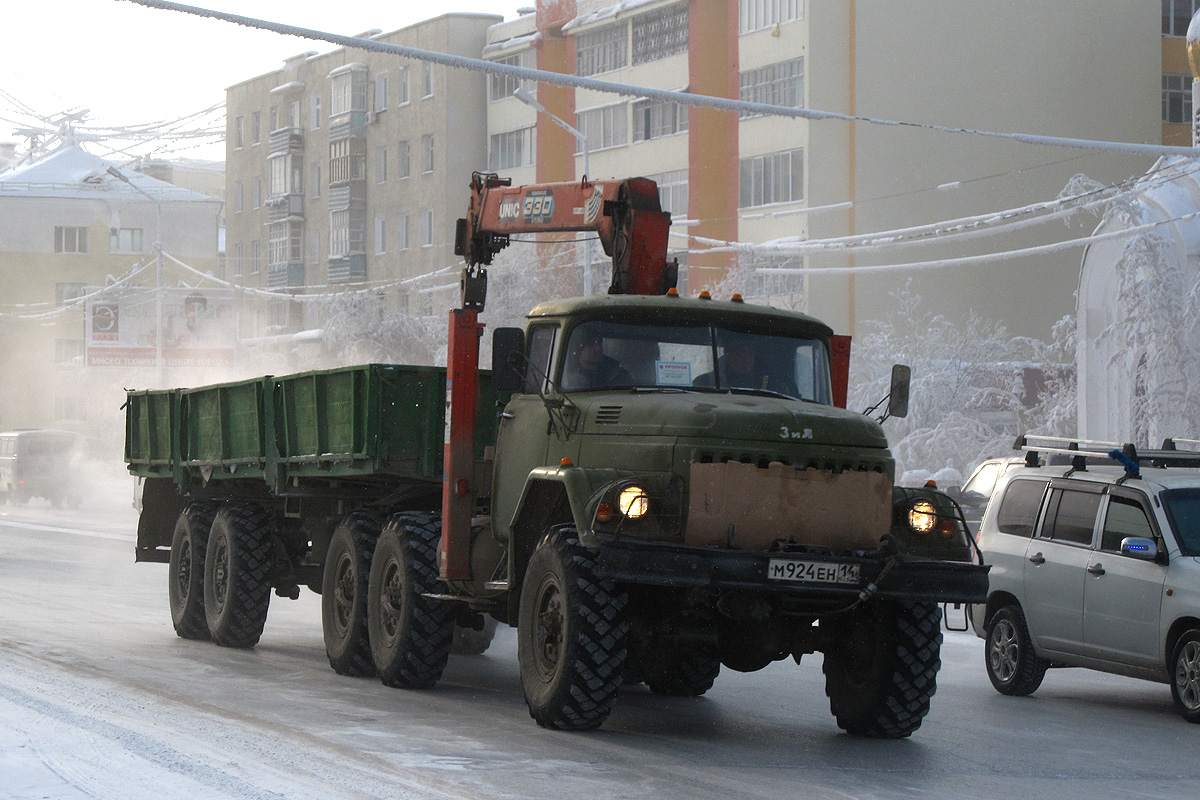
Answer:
(491, 327, 526, 393)
(888, 364, 911, 419)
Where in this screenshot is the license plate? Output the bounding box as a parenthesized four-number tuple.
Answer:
(767, 558, 860, 585)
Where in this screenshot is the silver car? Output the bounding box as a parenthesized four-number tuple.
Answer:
(969, 436, 1200, 723)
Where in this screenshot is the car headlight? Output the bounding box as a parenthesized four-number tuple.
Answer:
(908, 499, 937, 534)
(618, 485, 649, 519)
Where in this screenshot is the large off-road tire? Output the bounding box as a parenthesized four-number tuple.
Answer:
(1170, 629, 1200, 723)
(203, 502, 273, 648)
(168, 501, 219, 640)
(822, 601, 943, 739)
(985, 604, 1049, 696)
(646, 643, 721, 697)
(321, 509, 386, 676)
(452, 616, 499, 656)
(517, 528, 628, 730)
(367, 512, 454, 689)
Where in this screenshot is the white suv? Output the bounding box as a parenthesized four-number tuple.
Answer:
(969, 435, 1200, 723)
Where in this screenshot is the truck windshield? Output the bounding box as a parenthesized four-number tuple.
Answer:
(1160, 488, 1200, 556)
(559, 320, 831, 403)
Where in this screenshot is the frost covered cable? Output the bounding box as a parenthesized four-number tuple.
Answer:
(120, 0, 1199, 159)
(754, 209, 1200, 275)
(684, 161, 1200, 257)
(0, 259, 155, 319)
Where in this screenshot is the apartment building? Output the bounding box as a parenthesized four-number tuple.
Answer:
(484, 1, 1162, 340)
(224, 13, 499, 336)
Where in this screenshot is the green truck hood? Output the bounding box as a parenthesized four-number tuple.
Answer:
(573, 390, 889, 450)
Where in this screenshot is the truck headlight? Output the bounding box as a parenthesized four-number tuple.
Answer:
(618, 485, 649, 519)
(908, 500, 937, 534)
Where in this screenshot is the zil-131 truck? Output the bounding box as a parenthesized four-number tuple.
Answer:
(126, 173, 987, 737)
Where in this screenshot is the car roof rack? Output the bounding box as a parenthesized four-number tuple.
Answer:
(1014, 434, 1200, 476)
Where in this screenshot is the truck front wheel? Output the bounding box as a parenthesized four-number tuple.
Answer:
(203, 502, 273, 648)
(822, 601, 943, 738)
(367, 512, 454, 689)
(517, 527, 628, 730)
(168, 502, 218, 640)
(321, 510, 386, 677)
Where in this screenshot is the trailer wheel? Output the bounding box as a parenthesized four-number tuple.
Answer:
(321, 509, 386, 676)
(168, 502, 219, 640)
(367, 512, 454, 689)
(204, 502, 273, 648)
(646, 644, 721, 697)
(517, 527, 628, 730)
(822, 601, 943, 739)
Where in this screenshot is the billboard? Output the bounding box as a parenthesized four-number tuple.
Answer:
(85, 287, 237, 368)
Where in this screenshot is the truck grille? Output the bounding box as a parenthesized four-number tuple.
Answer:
(691, 449, 886, 474)
(594, 406, 623, 425)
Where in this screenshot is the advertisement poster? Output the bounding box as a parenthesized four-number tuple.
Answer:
(85, 287, 237, 368)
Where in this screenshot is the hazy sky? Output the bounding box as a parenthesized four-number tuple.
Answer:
(2, 0, 518, 159)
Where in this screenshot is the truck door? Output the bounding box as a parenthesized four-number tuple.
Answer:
(1081, 491, 1166, 669)
(492, 324, 558, 542)
(1023, 484, 1102, 657)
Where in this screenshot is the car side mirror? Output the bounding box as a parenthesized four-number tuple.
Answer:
(888, 364, 911, 419)
(1119, 537, 1158, 561)
(491, 327, 526, 394)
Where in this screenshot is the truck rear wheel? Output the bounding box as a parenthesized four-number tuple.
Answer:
(367, 512, 454, 689)
(321, 509, 386, 677)
(822, 601, 942, 738)
(203, 502, 273, 648)
(517, 527, 628, 730)
(168, 502, 218, 640)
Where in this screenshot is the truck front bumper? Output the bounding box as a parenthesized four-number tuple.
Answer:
(595, 540, 989, 605)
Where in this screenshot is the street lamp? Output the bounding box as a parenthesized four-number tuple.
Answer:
(512, 87, 596, 295)
(107, 166, 164, 384)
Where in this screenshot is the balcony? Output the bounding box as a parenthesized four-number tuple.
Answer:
(268, 262, 306, 289)
(328, 254, 367, 283)
(266, 193, 305, 222)
(268, 127, 304, 156)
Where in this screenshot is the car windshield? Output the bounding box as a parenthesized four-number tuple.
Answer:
(558, 320, 831, 403)
(1160, 488, 1200, 555)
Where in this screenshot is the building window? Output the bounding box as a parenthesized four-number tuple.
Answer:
(489, 50, 535, 100)
(234, 243, 243, 276)
(398, 213, 409, 250)
(269, 106, 279, 134)
(251, 110, 261, 144)
(422, 63, 434, 97)
(311, 163, 321, 197)
(234, 180, 244, 213)
(1164, 73, 1193, 124)
(288, 100, 301, 129)
(421, 134, 435, 173)
(421, 208, 434, 247)
(376, 146, 387, 183)
(374, 72, 389, 112)
(375, 215, 387, 254)
(1164, 0, 1200, 35)
(269, 222, 287, 268)
(490, 126, 536, 170)
(398, 139, 411, 178)
(251, 240, 261, 274)
(251, 177, 262, 209)
(398, 65, 410, 105)
(632, 4, 689, 65)
(740, 58, 804, 116)
(632, 98, 688, 142)
(648, 168, 688, 216)
(55, 338, 85, 364)
(330, 210, 350, 257)
(739, 148, 803, 207)
(331, 69, 367, 116)
(576, 25, 627, 77)
(234, 116, 244, 148)
(55, 283, 86, 307)
(310, 94, 322, 129)
(739, 0, 803, 34)
(268, 154, 301, 196)
(54, 226, 88, 254)
(109, 228, 143, 253)
(329, 139, 364, 183)
(576, 103, 628, 151)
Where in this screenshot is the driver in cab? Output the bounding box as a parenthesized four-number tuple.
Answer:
(563, 330, 632, 390)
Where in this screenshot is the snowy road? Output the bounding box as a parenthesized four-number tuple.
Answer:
(1, 464, 1196, 799)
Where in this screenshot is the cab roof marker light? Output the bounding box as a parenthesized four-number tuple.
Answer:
(666, 288, 679, 297)
(730, 293, 745, 303)
(698, 291, 712, 300)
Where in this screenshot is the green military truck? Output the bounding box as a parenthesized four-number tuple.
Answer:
(126, 175, 987, 737)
